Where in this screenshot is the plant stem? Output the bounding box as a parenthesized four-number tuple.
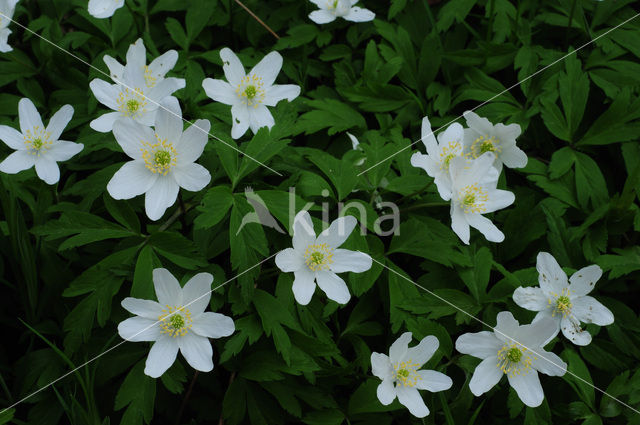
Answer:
(218, 372, 237, 425)
(402, 201, 449, 212)
(233, 0, 280, 40)
(565, 0, 578, 46)
(174, 371, 199, 425)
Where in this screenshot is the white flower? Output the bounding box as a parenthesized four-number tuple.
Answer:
(274, 211, 372, 305)
(0, 98, 83, 184)
(448, 152, 514, 244)
(513, 252, 614, 346)
(0, 0, 19, 53)
(202, 48, 300, 139)
(89, 45, 185, 133)
(308, 0, 375, 24)
(102, 38, 181, 91)
(118, 268, 235, 378)
(410, 116, 465, 200)
(456, 311, 567, 408)
(106, 97, 211, 221)
(371, 332, 452, 418)
(88, 0, 124, 19)
(462, 111, 527, 171)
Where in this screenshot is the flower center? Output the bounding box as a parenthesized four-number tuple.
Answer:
(141, 134, 178, 175)
(304, 243, 334, 272)
(143, 65, 157, 88)
(159, 305, 193, 337)
(549, 288, 572, 317)
(23, 127, 53, 156)
(439, 141, 462, 170)
(497, 343, 535, 376)
(117, 87, 148, 118)
(236, 75, 265, 108)
(471, 135, 501, 158)
(393, 360, 421, 387)
(327, 0, 350, 15)
(459, 183, 489, 214)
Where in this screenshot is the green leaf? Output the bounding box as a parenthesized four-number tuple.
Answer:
(131, 245, 156, 299)
(194, 186, 234, 229)
(562, 349, 595, 409)
(165, 17, 189, 50)
(458, 247, 493, 302)
(302, 409, 344, 425)
(185, 0, 214, 41)
(115, 361, 156, 425)
(297, 99, 366, 136)
(149, 232, 207, 269)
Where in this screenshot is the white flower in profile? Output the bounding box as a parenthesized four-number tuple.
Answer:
(274, 211, 372, 305)
(371, 332, 452, 418)
(0, 0, 19, 53)
(410, 116, 465, 200)
(448, 152, 514, 244)
(462, 111, 527, 171)
(456, 311, 567, 408)
(88, 0, 124, 19)
(0, 99, 83, 184)
(102, 38, 182, 91)
(513, 252, 614, 346)
(89, 45, 185, 133)
(202, 48, 300, 139)
(118, 268, 235, 378)
(308, 0, 375, 24)
(106, 97, 211, 221)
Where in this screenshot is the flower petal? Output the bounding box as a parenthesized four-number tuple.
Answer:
(89, 79, 119, 110)
(370, 352, 392, 380)
(572, 295, 614, 326)
(568, 265, 602, 297)
(90, 112, 121, 133)
(145, 176, 180, 221)
(107, 161, 157, 200)
(329, 249, 372, 273)
(560, 315, 592, 346)
(202, 78, 237, 106)
(249, 51, 282, 87)
(469, 356, 502, 396)
(144, 336, 179, 378)
(121, 298, 164, 319)
(155, 97, 183, 144)
(112, 119, 155, 160)
(0, 125, 24, 150)
(404, 335, 439, 366)
(292, 267, 316, 305)
(34, 159, 60, 184)
(18, 98, 44, 134)
(248, 105, 275, 134)
(420, 116, 438, 154)
(508, 371, 544, 407)
(47, 141, 83, 162)
(315, 215, 357, 248)
(376, 379, 396, 405)
(263, 84, 300, 107)
(343, 6, 376, 22)
(191, 312, 235, 338)
(315, 270, 350, 304)
(465, 213, 505, 243)
(389, 332, 412, 362)
(0, 150, 35, 173)
(148, 50, 179, 79)
(182, 272, 213, 315)
(494, 311, 519, 343)
(45, 105, 74, 141)
(275, 248, 304, 272)
(118, 316, 162, 342)
(220, 47, 246, 86)
(417, 370, 453, 392)
(153, 268, 183, 306)
(231, 103, 250, 139)
(532, 350, 567, 377)
(513, 286, 548, 312)
(484, 189, 515, 213)
(173, 163, 210, 192)
(463, 111, 494, 136)
(88, 0, 125, 18)
(396, 386, 429, 418)
(500, 145, 528, 168)
(293, 210, 316, 250)
(518, 316, 559, 348)
(103, 55, 124, 82)
(178, 332, 214, 372)
(125, 38, 146, 72)
(450, 203, 469, 244)
(455, 331, 501, 358)
(536, 252, 568, 296)
(309, 10, 337, 24)
(148, 78, 185, 103)
(177, 119, 210, 165)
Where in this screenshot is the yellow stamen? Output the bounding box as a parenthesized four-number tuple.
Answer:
(471, 135, 501, 158)
(393, 360, 421, 387)
(497, 343, 535, 376)
(459, 183, 489, 214)
(158, 305, 193, 337)
(236, 74, 265, 108)
(140, 134, 178, 175)
(303, 243, 334, 272)
(23, 126, 53, 156)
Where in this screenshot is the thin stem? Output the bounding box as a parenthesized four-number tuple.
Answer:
(396, 181, 434, 204)
(174, 371, 199, 425)
(218, 372, 237, 425)
(178, 193, 188, 230)
(233, 0, 280, 40)
(401, 201, 449, 213)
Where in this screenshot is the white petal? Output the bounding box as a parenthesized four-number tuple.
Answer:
(202, 78, 237, 106)
(513, 286, 548, 312)
(292, 210, 316, 250)
(155, 97, 183, 143)
(532, 351, 567, 376)
(466, 213, 504, 243)
(47, 141, 83, 162)
(439, 122, 464, 145)
(500, 145, 528, 168)
(494, 311, 519, 343)
(177, 119, 210, 165)
(518, 316, 559, 348)
(34, 159, 60, 184)
(404, 335, 439, 366)
(148, 50, 179, 79)
(329, 249, 372, 273)
(125, 38, 146, 72)
(292, 267, 316, 305)
(560, 315, 592, 346)
(455, 331, 501, 358)
(249, 51, 282, 87)
(121, 298, 164, 319)
(113, 112, 155, 157)
(103, 55, 124, 82)
(410, 153, 437, 178)
(0, 125, 24, 150)
(376, 379, 396, 405)
(315, 270, 350, 304)
(463, 111, 494, 136)
(191, 312, 235, 338)
(389, 332, 412, 362)
(451, 152, 495, 189)
(90, 112, 121, 133)
(153, 268, 183, 306)
(173, 163, 210, 192)
(450, 203, 470, 244)
(316, 215, 357, 248)
(144, 176, 180, 221)
(484, 189, 515, 213)
(275, 248, 304, 272)
(107, 161, 157, 200)
(396, 386, 429, 418)
(536, 252, 568, 296)
(572, 296, 614, 326)
(0, 150, 35, 173)
(44, 105, 74, 141)
(144, 336, 179, 378)
(508, 371, 544, 408)
(420, 116, 437, 154)
(416, 370, 452, 392)
(248, 105, 275, 134)
(182, 272, 213, 315)
(178, 332, 214, 372)
(231, 104, 250, 139)
(18, 98, 44, 134)
(370, 352, 392, 380)
(343, 6, 376, 22)
(118, 316, 162, 342)
(469, 356, 503, 396)
(88, 0, 125, 18)
(89, 79, 119, 110)
(148, 78, 185, 103)
(220, 47, 246, 87)
(309, 10, 337, 24)
(0, 30, 13, 53)
(568, 265, 602, 297)
(263, 84, 300, 107)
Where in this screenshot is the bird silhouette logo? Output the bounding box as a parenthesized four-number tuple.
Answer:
(236, 187, 286, 235)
